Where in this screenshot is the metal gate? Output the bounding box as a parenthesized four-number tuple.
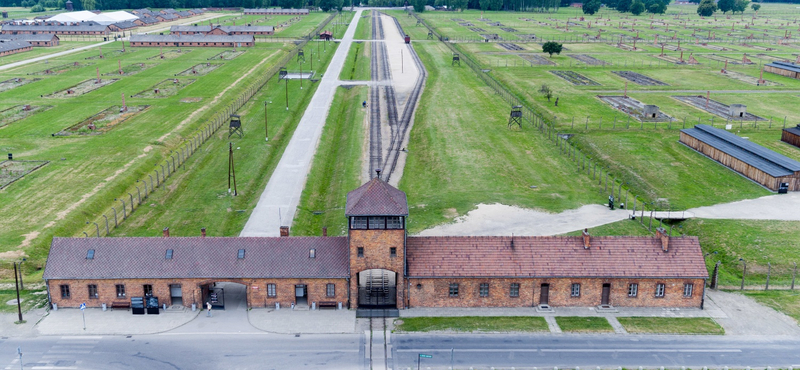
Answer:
(358, 269, 396, 308)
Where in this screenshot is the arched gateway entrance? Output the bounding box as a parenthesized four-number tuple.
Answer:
(357, 269, 397, 308)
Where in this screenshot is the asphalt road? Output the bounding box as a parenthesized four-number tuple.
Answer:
(2, 333, 800, 369)
(392, 334, 800, 369)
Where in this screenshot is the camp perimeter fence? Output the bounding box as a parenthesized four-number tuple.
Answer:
(77, 12, 337, 239)
(551, 114, 790, 132)
(412, 11, 686, 224)
(427, 34, 800, 45)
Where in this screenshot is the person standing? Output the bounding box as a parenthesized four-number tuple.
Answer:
(206, 302, 212, 317)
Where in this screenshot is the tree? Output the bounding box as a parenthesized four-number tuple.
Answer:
(412, 0, 425, 11)
(582, 0, 600, 15)
(732, 0, 749, 14)
(478, 0, 489, 10)
(30, 3, 44, 10)
(539, 84, 553, 101)
(645, 0, 667, 13)
(630, 0, 644, 14)
(615, 0, 631, 12)
(696, 0, 716, 16)
(717, 0, 734, 13)
(542, 41, 562, 57)
(751, 3, 760, 12)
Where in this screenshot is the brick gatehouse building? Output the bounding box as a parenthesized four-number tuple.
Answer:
(44, 178, 708, 311)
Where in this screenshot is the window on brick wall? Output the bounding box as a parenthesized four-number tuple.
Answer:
(655, 283, 666, 298)
(267, 284, 277, 297)
(116, 284, 126, 298)
(390, 247, 397, 257)
(570, 283, 581, 297)
(449, 283, 459, 297)
(510, 283, 520, 297)
(88, 284, 98, 299)
(479, 283, 489, 297)
(683, 283, 693, 298)
(357, 247, 364, 257)
(143, 284, 153, 297)
(327, 284, 335, 297)
(368, 216, 386, 229)
(60, 285, 70, 299)
(628, 283, 638, 297)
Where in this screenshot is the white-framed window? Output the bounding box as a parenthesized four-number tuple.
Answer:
(683, 283, 693, 298)
(509, 283, 520, 297)
(351, 217, 367, 229)
(387, 216, 403, 229)
(479, 283, 489, 297)
(628, 283, 638, 297)
(655, 283, 666, 298)
(571, 283, 581, 297)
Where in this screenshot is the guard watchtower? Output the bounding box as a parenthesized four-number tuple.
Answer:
(229, 114, 243, 138)
(279, 66, 288, 79)
(345, 172, 408, 311)
(508, 105, 523, 128)
(297, 48, 305, 62)
(452, 53, 461, 66)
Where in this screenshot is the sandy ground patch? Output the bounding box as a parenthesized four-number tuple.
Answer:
(418, 203, 630, 236)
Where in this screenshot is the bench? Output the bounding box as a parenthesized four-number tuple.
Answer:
(111, 301, 130, 311)
(318, 301, 337, 310)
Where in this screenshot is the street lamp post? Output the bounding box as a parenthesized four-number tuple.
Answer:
(264, 100, 272, 141)
(13, 262, 22, 322)
(740, 258, 747, 290)
(17, 258, 25, 291)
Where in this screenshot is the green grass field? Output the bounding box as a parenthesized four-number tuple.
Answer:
(555, 316, 614, 333)
(292, 85, 367, 237)
(617, 317, 725, 334)
(339, 41, 370, 80)
(394, 316, 549, 332)
(744, 290, 800, 324)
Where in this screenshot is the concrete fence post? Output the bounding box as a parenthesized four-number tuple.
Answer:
(112, 207, 117, 227)
(766, 262, 771, 290)
(128, 193, 134, 212)
(102, 214, 109, 235)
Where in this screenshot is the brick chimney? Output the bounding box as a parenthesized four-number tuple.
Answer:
(656, 227, 669, 252)
(582, 228, 590, 249)
(280, 226, 289, 237)
(162, 227, 169, 237)
(201, 227, 206, 238)
(322, 227, 327, 237)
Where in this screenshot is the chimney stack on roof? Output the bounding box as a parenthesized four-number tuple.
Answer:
(656, 227, 669, 252)
(582, 228, 590, 249)
(375, 169, 381, 180)
(162, 227, 170, 237)
(201, 227, 206, 238)
(280, 226, 289, 237)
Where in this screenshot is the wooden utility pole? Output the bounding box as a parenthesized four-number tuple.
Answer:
(228, 142, 237, 196)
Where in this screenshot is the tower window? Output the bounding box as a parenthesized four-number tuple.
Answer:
(390, 247, 397, 257)
(387, 217, 403, 229)
(368, 216, 386, 229)
(357, 247, 364, 257)
(351, 217, 367, 229)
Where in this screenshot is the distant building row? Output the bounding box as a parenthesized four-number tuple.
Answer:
(170, 25, 274, 36)
(0, 8, 206, 36)
(243, 8, 309, 15)
(129, 34, 254, 47)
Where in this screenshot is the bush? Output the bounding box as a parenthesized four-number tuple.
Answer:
(630, 0, 645, 14)
(30, 4, 45, 11)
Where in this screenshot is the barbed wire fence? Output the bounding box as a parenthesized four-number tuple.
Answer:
(77, 12, 337, 238)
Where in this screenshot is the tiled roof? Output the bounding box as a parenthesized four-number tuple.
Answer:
(171, 25, 213, 32)
(140, 17, 159, 24)
(345, 177, 408, 216)
(171, 25, 274, 33)
(130, 34, 254, 43)
(785, 124, 800, 137)
(406, 236, 708, 279)
(44, 236, 349, 280)
(0, 40, 31, 52)
(111, 21, 137, 29)
(243, 8, 310, 14)
(0, 33, 57, 42)
(681, 124, 800, 177)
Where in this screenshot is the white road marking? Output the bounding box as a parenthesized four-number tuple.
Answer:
(59, 336, 102, 340)
(397, 348, 743, 353)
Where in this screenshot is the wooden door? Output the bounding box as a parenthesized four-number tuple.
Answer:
(540, 284, 550, 305)
(601, 284, 611, 305)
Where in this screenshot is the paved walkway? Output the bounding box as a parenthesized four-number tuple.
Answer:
(687, 192, 800, 220)
(241, 10, 362, 237)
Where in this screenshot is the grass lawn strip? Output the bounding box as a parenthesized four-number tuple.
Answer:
(555, 316, 614, 333)
(394, 316, 549, 332)
(617, 317, 724, 335)
(292, 85, 367, 236)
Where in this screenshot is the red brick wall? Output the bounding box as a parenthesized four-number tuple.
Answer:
(349, 228, 406, 309)
(407, 277, 705, 308)
(47, 277, 348, 309)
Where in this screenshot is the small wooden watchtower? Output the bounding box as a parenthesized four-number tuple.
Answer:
(508, 106, 523, 128)
(297, 48, 305, 62)
(279, 66, 288, 79)
(228, 114, 243, 138)
(452, 53, 461, 66)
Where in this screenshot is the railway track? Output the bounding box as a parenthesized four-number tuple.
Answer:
(368, 316, 388, 370)
(367, 12, 427, 183)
